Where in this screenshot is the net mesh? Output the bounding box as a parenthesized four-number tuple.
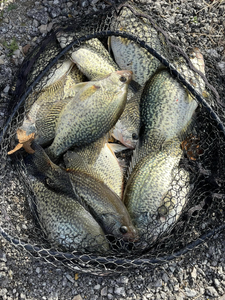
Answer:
(0, 1, 225, 275)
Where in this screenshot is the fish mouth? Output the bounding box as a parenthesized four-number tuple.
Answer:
(122, 228, 139, 242)
(112, 128, 136, 149)
(116, 70, 133, 84)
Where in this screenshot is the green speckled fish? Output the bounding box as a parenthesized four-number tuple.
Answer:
(29, 143, 138, 242)
(109, 2, 165, 86)
(20, 62, 85, 144)
(26, 171, 109, 254)
(46, 70, 132, 161)
(64, 136, 123, 198)
(111, 87, 143, 149)
(140, 48, 205, 146)
(123, 138, 190, 242)
(71, 38, 119, 80)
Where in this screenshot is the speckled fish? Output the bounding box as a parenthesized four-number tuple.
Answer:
(71, 38, 119, 80)
(56, 29, 119, 80)
(29, 143, 138, 242)
(140, 48, 205, 144)
(26, 171, 109, 254)
(46, 70, 132, 161)
(111, 87, 143, 149)
(20, 62, 85, 144)
(109, 2, 165, 86)
(64, 136, 124, 198)
(123, 138, 190, 242)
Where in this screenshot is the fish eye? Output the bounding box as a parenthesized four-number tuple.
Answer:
(120, 226, 128, 234)
(132, 133, 138, 140)
(120, 76, 127, 83)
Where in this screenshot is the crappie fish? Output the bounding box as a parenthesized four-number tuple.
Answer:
(56, 30, 118, 80)
(71, 38, 119, 80)
(29, 142, 138, 242)
(20, 63, 85, 142)
(64, 136, 123, 198)
(111, 87, 143, 149)
(140, 48, 205, 144)
(46, 70, 132, 161)
(26, 170, 109, 254)
(174, 47, 205, 96)
(124, 138, 190, 241)
(109, 3, 164, 86)
(39, 59, 74, 90)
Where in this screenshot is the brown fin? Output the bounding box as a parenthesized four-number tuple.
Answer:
(8, 130, 35, 155)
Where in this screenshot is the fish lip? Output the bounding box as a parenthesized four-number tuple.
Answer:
(116, 70, 133, 84)
(122, 230, 139, 242)
(112, 129, 136, 149)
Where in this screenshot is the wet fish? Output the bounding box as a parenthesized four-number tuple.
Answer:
(20, 62, 85, 144)
(123, 138, 190, 241)
(111, 87, 143, 149)
(26, 170, 109, 254)
(29, 142, 138, 242)
(140, 48, 205, 145)
(71, 38, 119, 80)
(46, 70, 132, 161)
(109, 3, 165, 86)
(64, 136, 124, 198)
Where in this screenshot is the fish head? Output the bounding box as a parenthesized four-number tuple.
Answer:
(112, 120, 139, 149)
(106, 70, 133, 89)
(101, 213, 138, 242)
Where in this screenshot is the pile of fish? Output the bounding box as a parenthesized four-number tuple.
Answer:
(8, 3, 207, 254)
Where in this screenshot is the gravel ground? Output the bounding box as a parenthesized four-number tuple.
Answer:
(0, 0, 225, 299)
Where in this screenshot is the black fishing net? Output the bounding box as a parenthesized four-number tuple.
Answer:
(1, 1, 225, 276)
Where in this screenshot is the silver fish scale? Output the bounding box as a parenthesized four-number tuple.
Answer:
(110, 4, 164, 85)
(140, 69, 198, 142)
(30, 176, 109, 253)
(124, 140, 190, 242)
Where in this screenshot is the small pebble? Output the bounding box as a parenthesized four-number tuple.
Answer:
(101, 287, 107, 296)
(185, 287, 197, 298)
(72, 295, 83, 300)
(206, 286, 219, 297)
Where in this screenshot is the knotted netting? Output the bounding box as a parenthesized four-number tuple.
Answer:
(0, 1, 225, 275)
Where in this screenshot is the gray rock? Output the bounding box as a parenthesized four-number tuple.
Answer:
(162, 273, 169, 283)
(154, 279, 163, 288)
(101, 287, 107, 296)
(206, 286, 219, 297)
(191, 268, 197, 279)
(0, 251, 7, 262)
(94, 284, 101, 290)
(72, 295, 83, 300)
(66, 274, 75, 283)
(214, 278, 220, 287)
(114, 287, 126, 297)
(49, 7, 61, 18)
(185, 288, 197, 297)
(80, 0, 89, 8)
(33, 19, 40, 27)
(107, 294, 113, 300)
(38, 24, 48, 33)
(3, 85, 10, 93)
(119, 276, 129, 284)
(0, 289, 7, 297)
